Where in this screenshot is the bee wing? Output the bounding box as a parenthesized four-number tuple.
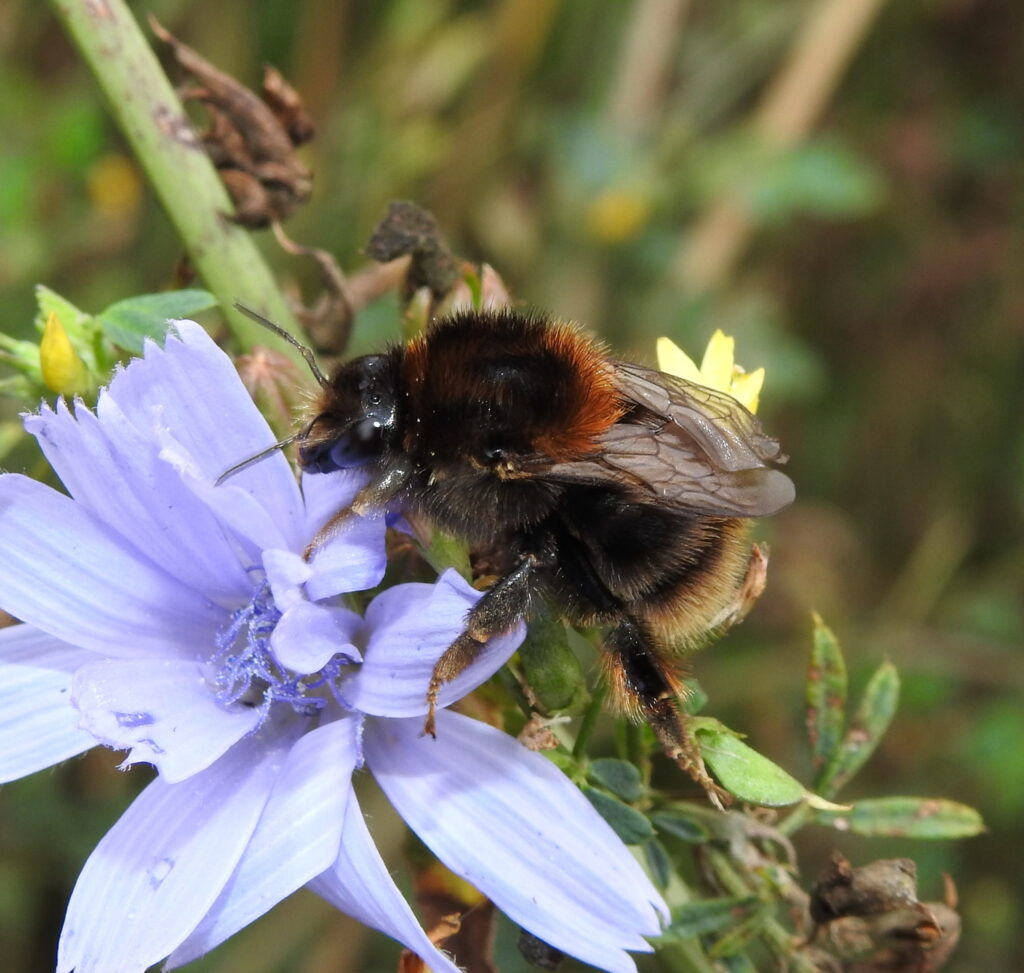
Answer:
(611, 360, 784, 470)
(546, 362, 794, 517)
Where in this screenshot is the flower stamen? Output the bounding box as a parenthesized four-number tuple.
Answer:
(211, 581, 354, 720)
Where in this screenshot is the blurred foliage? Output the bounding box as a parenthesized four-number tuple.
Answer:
(0, 0, 1022, 971)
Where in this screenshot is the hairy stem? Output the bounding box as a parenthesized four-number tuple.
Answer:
(49, 0, 305, 364)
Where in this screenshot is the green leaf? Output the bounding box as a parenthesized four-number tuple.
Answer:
(650, 811, 712, 843)
(97, 290, 217, 354)
(582, 788, 655, 844)
(812, 796, 985, 839)
(719, 956, 758, 973)
(682, 677, 709, 715)
(35, 284, 90, 337)
(665, 897, 760, 938)
(0, 333, 43, 383)
(642, 838, 673, 890)
(708, 903, 774, 958)
(588, 758, 644, 802)
(806, 613, 847, 783)
(818, 662, 900, 797)
(462, 266, 483, 307)
(745, 140, 884, 223)
(695, 724, 807, 806)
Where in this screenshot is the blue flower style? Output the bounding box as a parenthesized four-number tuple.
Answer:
(0, 322, 666, 973)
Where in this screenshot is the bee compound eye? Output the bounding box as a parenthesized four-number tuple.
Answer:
(298, 441, 342, 474)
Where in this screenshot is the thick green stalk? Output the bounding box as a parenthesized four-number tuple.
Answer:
(49, 0, 305, 366)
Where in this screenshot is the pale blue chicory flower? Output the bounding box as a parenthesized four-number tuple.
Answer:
(0, 322, 667, 973)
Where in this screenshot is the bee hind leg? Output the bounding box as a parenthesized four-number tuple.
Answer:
(603, 617, 731, 809)
(425, 554, 540, 736)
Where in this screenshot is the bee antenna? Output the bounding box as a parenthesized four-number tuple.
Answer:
(215, 432, 302, 486)
(234, 303, 330, 388)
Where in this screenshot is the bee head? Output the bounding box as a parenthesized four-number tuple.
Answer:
(300, 354, 400, 474)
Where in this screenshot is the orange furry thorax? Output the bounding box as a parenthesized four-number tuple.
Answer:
(400, 310, 624, 465)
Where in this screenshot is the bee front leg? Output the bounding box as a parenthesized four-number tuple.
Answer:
(304, 458, 414, 559)
(424, 553, 540, 737)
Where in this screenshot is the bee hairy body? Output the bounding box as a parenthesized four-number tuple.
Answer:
(295, 307, 793, 802)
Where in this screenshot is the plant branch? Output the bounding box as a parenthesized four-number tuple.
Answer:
(606, 0, 692, 136)
(675, 0, 889, 292)
(48, 0, 306, 366)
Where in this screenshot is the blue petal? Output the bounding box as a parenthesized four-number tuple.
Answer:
(300, 469, 389, 599)
(165, 718, 359, 968)
(300, 468, 366, 537)
(0, 474, 226, 659)
(308, 793, 462, 973)
(345, 569, 525, 717)
(25, 396, 253, 607)
(304, 516, 388, 600)
(174, 461, 295, 560)
(270, 602, 361, 674)
(0, 624, 96, 782)
(56, 727, 295, 973)
(365, 712, 667, 973)
(262, 548, 313, 611)
(107, 321, 305, 551)
(71, 658, 262, 782)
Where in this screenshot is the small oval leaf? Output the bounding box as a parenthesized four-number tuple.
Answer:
(696, 727, 806, 806)
(818, 662, 900, 797)
(582, 787, 655, 844)
(813, 796, 985, 839)
(588, 758, 644, 802)
(665, 897, 760, 939)
(651, 811, 712, 844)
(642, 838, 673, 890)
(806, 613, 847, 782)
(98, 290, 217, 353)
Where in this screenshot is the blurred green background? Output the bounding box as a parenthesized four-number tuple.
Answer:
(0, 0, 1022, 970)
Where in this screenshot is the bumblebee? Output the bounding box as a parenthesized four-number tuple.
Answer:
(253, 307, 794, 799)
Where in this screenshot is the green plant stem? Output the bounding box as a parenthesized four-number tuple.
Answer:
(572, 683, 608, 763)
(777, 801, 813, 837)
(707, 850, 817, 972)
(652, 937, 720, 973)
(625, 720, 652, 788)
(48, 0, 305, 366)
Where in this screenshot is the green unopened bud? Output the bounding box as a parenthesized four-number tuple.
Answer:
(40, 312, 91, 396)
(518, 607, 589, 715)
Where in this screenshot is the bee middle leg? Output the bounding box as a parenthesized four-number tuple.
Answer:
(604, 616, 730, 809)
(425, 553, 540, 736)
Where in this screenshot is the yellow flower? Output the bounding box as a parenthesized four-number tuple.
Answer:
(584, 188, 651, 244)
(40, 311, 91, 396)
(656, 329, 765, 414)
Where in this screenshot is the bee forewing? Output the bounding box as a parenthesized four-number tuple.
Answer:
(611, 360, 785, 470)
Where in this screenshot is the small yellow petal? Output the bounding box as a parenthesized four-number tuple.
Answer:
(699, 329, 735, 392)
(656, 337, 702, 382)
(40, 311, 90, 396)
(729, 366, 764, 414)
